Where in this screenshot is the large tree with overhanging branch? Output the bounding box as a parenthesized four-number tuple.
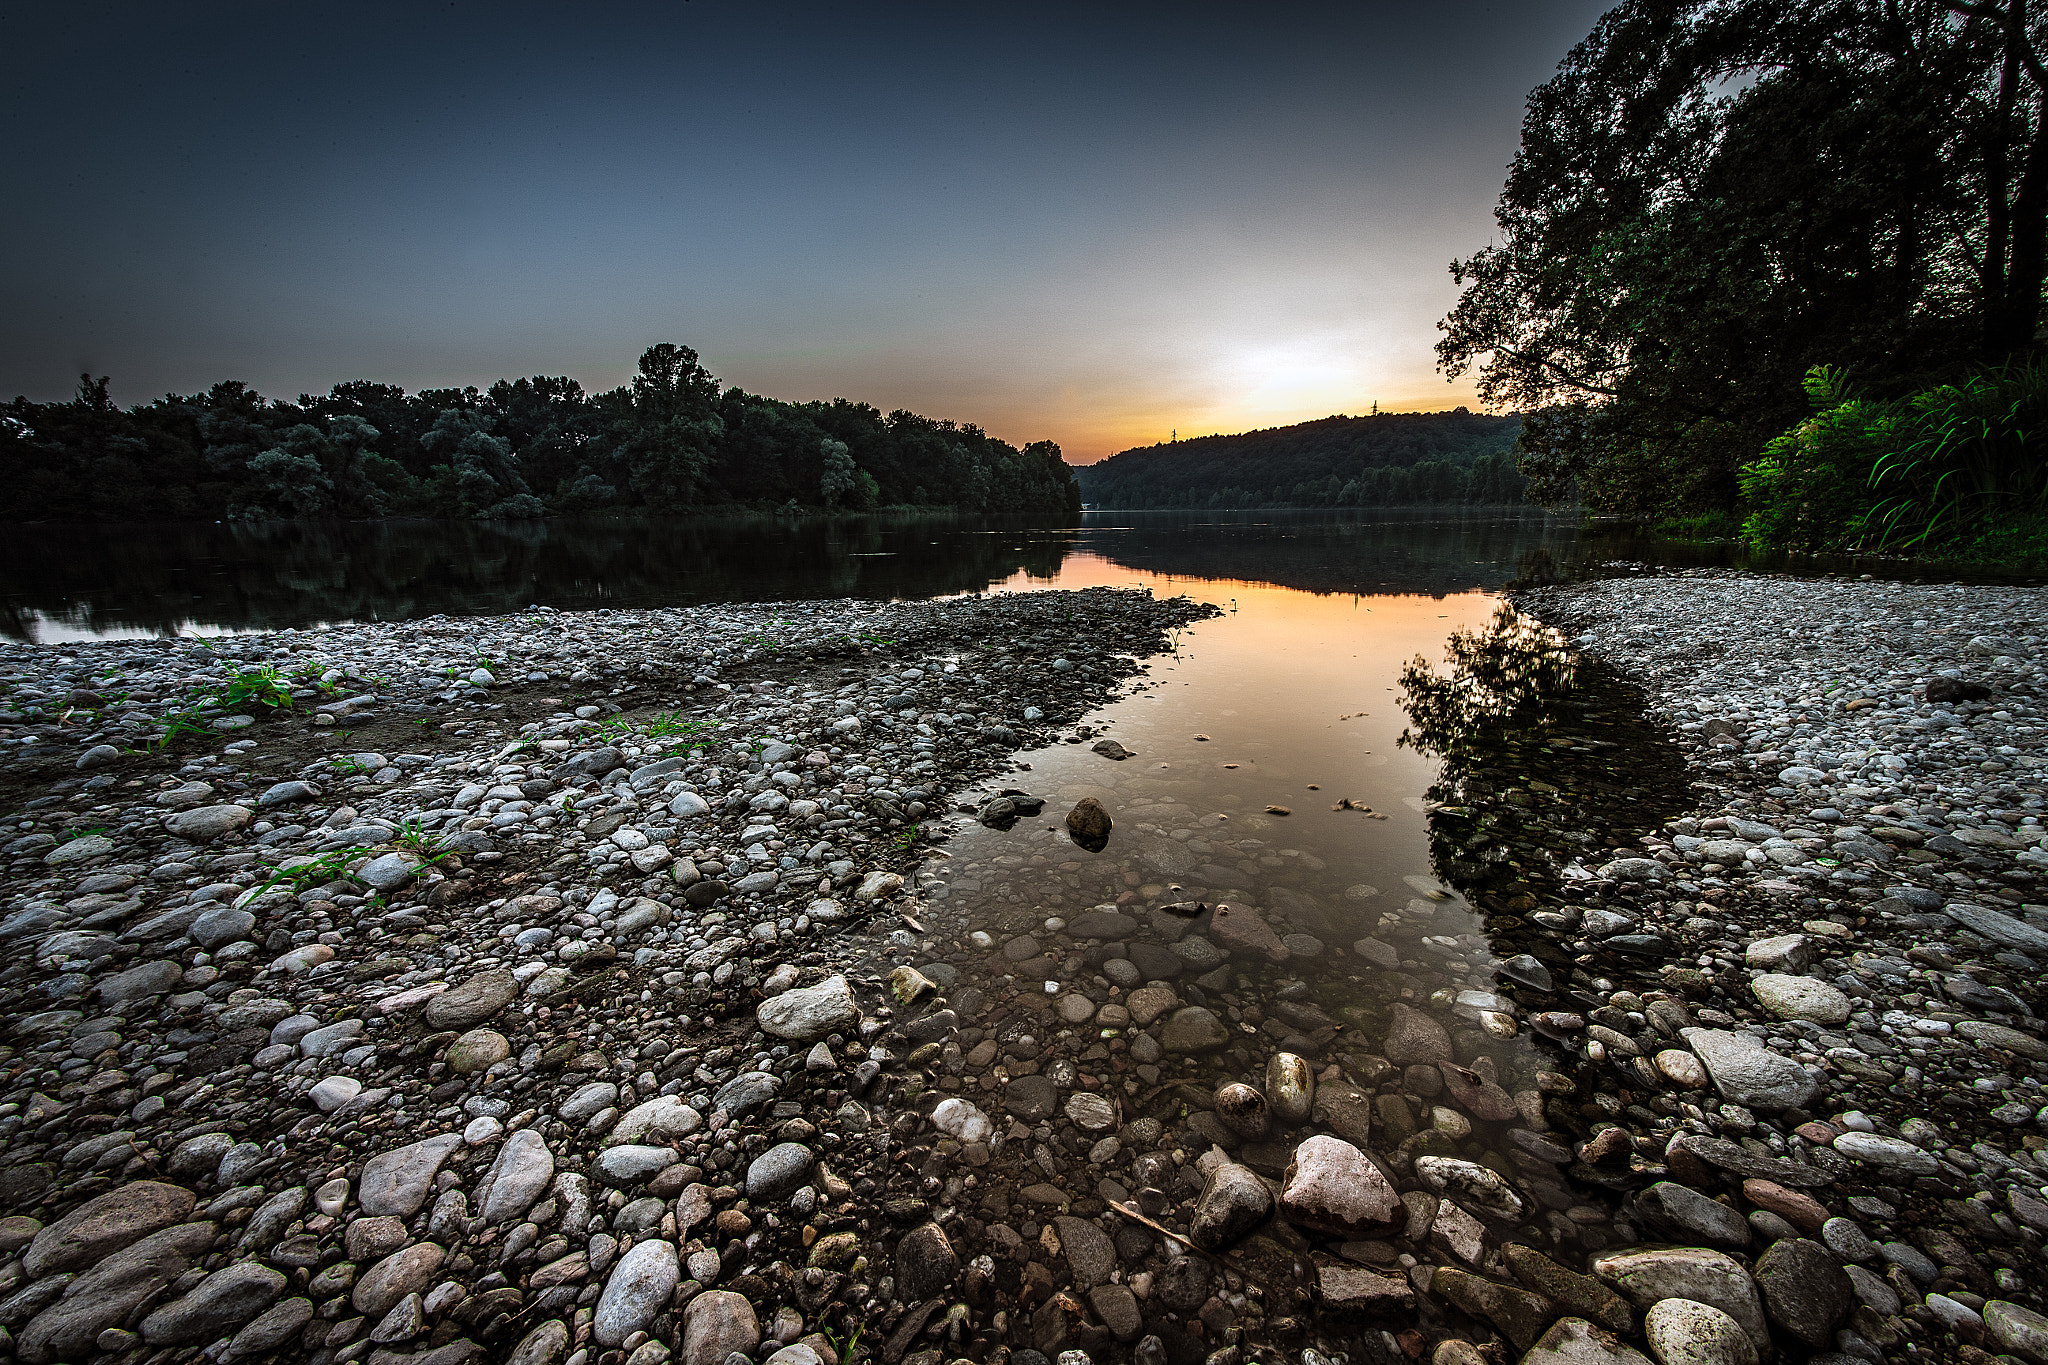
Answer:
(1438, 0, 2048, 517)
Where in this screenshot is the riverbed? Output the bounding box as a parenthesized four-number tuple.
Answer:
(0, 551, 2045, 1364)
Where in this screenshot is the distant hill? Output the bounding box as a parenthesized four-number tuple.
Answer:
(1074, 408, 1528, 508)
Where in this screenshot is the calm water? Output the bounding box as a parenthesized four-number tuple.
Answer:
(0, 506, 1962, 643)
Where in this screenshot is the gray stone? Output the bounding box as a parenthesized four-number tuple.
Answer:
(1411, 1156, 1525, 1220)
(75, 744, 121, 770)
(1592, 1246, 1768, 1352)
(1680, 1026, 1819, 1111)
(1159, 1006, 1230, 1052)
(755, 975, 858, 1041)
(1054, 1215, 1115, 1288)
(1630, 1182, 1751, 1251)
(422, 969, 516, 1030)
(609, 1095, 703, 1145)
(1753, 1237, 1853, 1348)
(163, 804, 252, 842)
(139, 1260, 285, 1344)
(358, 1135, 464, 1217)
(1520, 1317, 1653, 1365)
(356, 853, 419, 892)
(480, 1130, 554, 1223)
(679, 1287, 759, 1365)
(711, 1071, 778, 1118)
(1833, 1132, 1940, 1174)
(1946, 902, 2048, 952)
(596, 1239, 680, 1348)
(258, 781, 317, 807)
(1383, 1002, 1454, 1065)
(1642, 1298, 1759, 1365)
(351, 1242, 445, 1318)
(446, 1028, 510, 1073)
(895, 1222, 959, 1300)
(558, 1082, 618, 1123)
(226, 1295, 313, 1356)
(98, 960, 182, 1005)
(1744, 934, 1814, 973)
(745, 1143, 813, 1200)
(17, 1222, 214, 1364)
(166, 1132, 234, 1179)
(1957, 1020, 2048, 1061)
(297, 1018, 364, 1057)
(594, 1146, 675, 1184)
(1749, 973, 1852, 1025)
(24, 1181, 195, 1277)
(1189, 1162, 1270, 1250)
(1987, 1299, 2048, 1363)
(189, 905, 255, 949)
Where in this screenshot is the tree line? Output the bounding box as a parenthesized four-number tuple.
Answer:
(1074, 409, 1531, 509)
(1440, 0, 2048, 564)
(0, 343, 1082, 523)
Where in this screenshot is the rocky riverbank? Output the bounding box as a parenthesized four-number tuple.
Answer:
(10, 566, 2048, 1365)
(0, 588, 1214, 1365)
(1475, 570, 2048, 1364)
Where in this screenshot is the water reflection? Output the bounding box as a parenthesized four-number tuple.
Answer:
(8, 506, 1978, 644)
(1397, 605, 1695, 917)
(898, 583, 1650, 1345)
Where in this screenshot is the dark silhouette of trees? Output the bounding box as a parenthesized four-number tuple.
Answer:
(0, 344, 1081, 522)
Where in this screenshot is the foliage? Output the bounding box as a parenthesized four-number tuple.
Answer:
(1075, 410, 1530, 508)
(1742, 360, 2048, 554)
(1439, 0, 2048, 522)
(0, 344, 1081, 523)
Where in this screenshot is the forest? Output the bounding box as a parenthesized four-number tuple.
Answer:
(1074, 409, 1529, 508)
(0, 343, 1082, 524)
(1440, 0, 2048, 565)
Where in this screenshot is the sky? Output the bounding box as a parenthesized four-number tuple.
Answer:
(0, 1, 1612, 462)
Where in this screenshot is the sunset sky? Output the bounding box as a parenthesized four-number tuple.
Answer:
(0, 1, 1611, 462)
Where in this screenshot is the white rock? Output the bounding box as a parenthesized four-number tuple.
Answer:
(931, 1098, 993, 1144)
(756, 974, 859, 1041)
(1749, 973, 1851, 1025)
(309, 1076, 361, 1112)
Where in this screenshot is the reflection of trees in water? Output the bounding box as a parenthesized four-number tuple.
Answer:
(1398, 604, 1692, 907)
(0, 514, 1075, 641)
(1087, 509, 1587, 597)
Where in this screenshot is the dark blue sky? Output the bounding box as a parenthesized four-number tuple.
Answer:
(1, 1, 1612, 459)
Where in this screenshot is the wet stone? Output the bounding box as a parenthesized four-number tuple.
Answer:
(1159, 1006, 1230, 1052)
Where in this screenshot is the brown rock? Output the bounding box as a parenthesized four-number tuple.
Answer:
(1208, 903, 1290, 963)
(1382, 1003, 1454, 1066)
(1280, 1136, 1402, 1236)
(1317, 1261, 1415, 1311)
(1742, 1178, 1828, 1235)
(1065, 798, 1112, 852)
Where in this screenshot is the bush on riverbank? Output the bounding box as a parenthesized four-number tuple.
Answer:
(1739, 362, 2048, 568)
(0, 344, 1083, 524)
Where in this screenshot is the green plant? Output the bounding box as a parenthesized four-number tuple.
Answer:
(151, 710, 214, 750)
(1867, 360, 2048, 549)
(211, 664, 296, 713)
(59, 826, 109, 843)
(331, 756, 373, 776)
(396, 820, 453, 861)
(821, 1321, 863, 1363)
(245, 847, 378, 901)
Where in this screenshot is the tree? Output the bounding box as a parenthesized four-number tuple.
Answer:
(1438, 0, 2048, 518)
(818, 438, 860, 506)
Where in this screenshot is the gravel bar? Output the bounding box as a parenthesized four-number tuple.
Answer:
(0, 587, 1213, 1365)
(1493, 569, 2048, 1365)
